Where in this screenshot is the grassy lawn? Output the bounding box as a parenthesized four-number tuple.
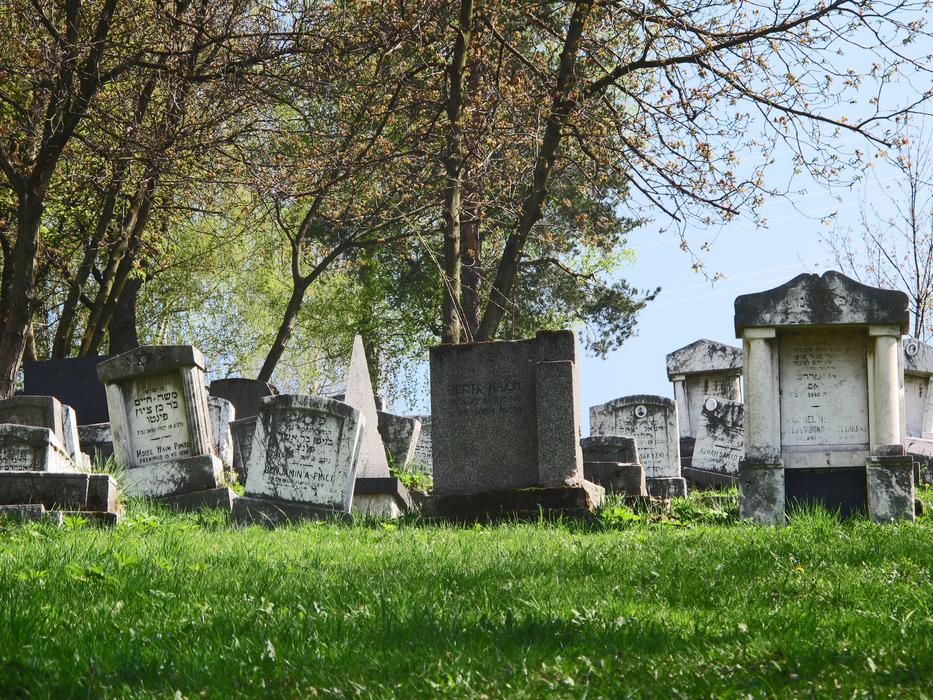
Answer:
(0, 489, 931, 699)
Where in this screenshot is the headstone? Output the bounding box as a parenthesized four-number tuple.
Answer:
(411, 415, 433, 474)
(0, 424, 76, 472)
(78, 422, 113, 463)
(428, 330, 602, 519)
(589, 395, 687, 498)
(232, 395, 363, 525)
(377, 411, 422, 468)
(97, 345, 230, 510)
(687, 397, 744, 487)
(208, 378, 278, 419)
(666, 339, 743, 438)
(208, 396, 236, 472)
(22, 355, 111, 425)
(580, 436, 646, 496)
(0, 395, 86, 467)
(902, 338, 933, 484)
(734, 270, 914, 523)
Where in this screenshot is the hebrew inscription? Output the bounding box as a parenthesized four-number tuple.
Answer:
(124, 372, 192, 467)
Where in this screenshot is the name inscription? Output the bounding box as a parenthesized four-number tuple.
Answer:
(124, 373, 192, 466)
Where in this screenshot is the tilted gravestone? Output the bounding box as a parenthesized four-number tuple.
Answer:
(428, 330, 602, 519)
(411, 415, 433, 475)
(98, 346, 232, 510)
(209, 378, 278, 483)
(580, 435, 646, 496)
(734, 270, 914, 523)
(22, 355, 111, 425)
(377, 411, 422, 469)
(589, 395, 687, 498)
(232, 395, 363, 525)
(666, 339, 743, 439)
(688, 397, 744, 487)
(903, 338, 933, 484)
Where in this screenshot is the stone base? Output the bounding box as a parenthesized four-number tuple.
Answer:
(0, 503, 120, 526)
(231, 495, 347, 527)
(159, 486, 235, 513)
(352, 477, 412, 518)
(122, 454, 222, 498)
(646, 476, 687, 499)
(683, 466, 737, 490)
(0, 471, 120, 513)
(866, 456, 915, 523)
(422, 481, 604, 523)
(583, 461, 646, 496)
(738, 461, 785, 525)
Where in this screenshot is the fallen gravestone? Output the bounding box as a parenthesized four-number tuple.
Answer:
(377, 411, 422, 469)
(590, 395, 687, 498)
(734, 270, 914, 523)
(580, 435, 646, 496)
(903, 337, 933, 484)
(232, 395, 363, 525)
(687, 397, 744, 488)
(428, 330, 602, 520)
(209, 378, 278, 482)
(22, 355, 111, 425)
(98, 345, 233, 511)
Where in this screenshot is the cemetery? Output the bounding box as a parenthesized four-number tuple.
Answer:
(2, 1, 933, 695)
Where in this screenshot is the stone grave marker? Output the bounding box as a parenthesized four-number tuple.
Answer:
(209, 378, 278, 482)
(666, 339, 743, 438)
(0, 395, 86, 467)
(208, 396, 236, 473)
(580, 435, 646, 496)
(232, 395, 363, 525)
(98, 345, 232, 511)
(377, 411, 422, 470)
(902, 337, 933, 483)
(23, 355, 111, 425)
(411, 415, 433, 474)
(428, 330, 602, 520)
(589, 395, 687, 498)
(687, 397, 744, 487)
(734, 270, 914, 523)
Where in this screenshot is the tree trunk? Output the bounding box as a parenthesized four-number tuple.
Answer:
(460, 193, 482, 339)
(476, 0, 594, 341)
(108, 275, 142, 354)
(257, 279, 311, 383)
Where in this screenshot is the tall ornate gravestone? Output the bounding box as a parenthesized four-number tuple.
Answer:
(411, 415, 433, 474)
(687, 397, 744, 488)
(590, 395, 687, 498)
(209, 378, 278, 482)
(902, 337, 933, 483)
(377, 412, 422, 469)
(428, 330, 602, 520)
(580, 435, 646, 496)
(232, 395, 364, 525)
(98, 346, 233, 511)
(734, 271, 914, 523)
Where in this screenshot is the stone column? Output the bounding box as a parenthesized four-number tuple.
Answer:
(671, 375, 691, 438)
(738, 328, 784, 524)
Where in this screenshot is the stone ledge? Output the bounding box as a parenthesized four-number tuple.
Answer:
(0, 471, 119, 513)
(420, 481, 604, 523)
(122, 454, 222, 498)
(0, 503, 120, 526)
(231, 495, 348, 527)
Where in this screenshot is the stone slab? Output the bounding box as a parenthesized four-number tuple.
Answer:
(421, 481, 604, 523)
(666, 339, 742, 377)
(78, 422, 113, 462)
(354, 476, 413, 509)
(683, 466, 737, 489)
(866, 456, 915, 523)
(738, 462, 785, 524)
(903, 337, 933, 376)
(582, 461, 646, 496)
(589, 395, 681, 480)
(580, 435, 639, 464)
(0, 504, 61, 524)
(691, 397, 744, 474)
(208, 396, 235, 468)
(122, 454, 222, 498)
(229, 416, 257, 483)
(231, 495, 348, 527)
(97, 345, 205, 383)
(0, 471, 91, 510)
(160, 486, 236, 512)
(411, 415, 433, 473)
(0, 395, 64, 443)
(209, 378, 278, 419)
(0, 424, 77, 472)
(377, 412, 421, 468)
(646, 476, 687, 499)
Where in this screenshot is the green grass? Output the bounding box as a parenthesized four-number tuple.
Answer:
(0, 488, 931, 698)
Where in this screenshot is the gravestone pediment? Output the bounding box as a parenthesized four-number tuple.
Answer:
(665, 339, 742, 378)
(734, 271, 909, 335)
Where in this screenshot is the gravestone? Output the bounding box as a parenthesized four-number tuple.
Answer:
(687, 397, 744, 488)
(902, 338, 933, 484)
(209, 378, 278, 482)
(208, 396, 236, 473)
(98, 345, 232, 511)
(411, 415, 433, 474)
(22, 355, 111, 425)
(377, 411, 422, 469)
(428, 330, 602, 520)
(78, 422, 113, 462)
(734, 271, 914, 523)
(590, 395, 687, 498)
(232, 395, 363, 525)
(580, 435, 646, 496)
(0, 395, 85, 466)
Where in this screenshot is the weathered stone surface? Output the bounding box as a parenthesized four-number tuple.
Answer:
(422, 482, 604, 523)
(583, 461, 646, 496)
(589, 395, 682, 484)
(208, 396, 236, 469)
(691, 397, 744, 474)
(244, 395, 363, 513)
(738, 463, 785, 524)
(0, 395, 64, 444)
(232, 495, 350, 526)
(122, 455, 223, 498)
(903, 338, 933, 438)
(0, 425, 77, 472)
(903, 337, 933, 375)
(208, 378, 278, 419)
(160, 486, 236, 512)
(0, 504, 60, 524)
(229, 416, 257, 483)
(683, 466, 737, 489)
(0, 471, 120, 521)
(580, 435, 639, 464)
(734, 270, 910, 333)
(23, 355, 111, 425)
(78, 422, 113, 462)
(353, 477, 412, 518)
(866, 456, 915, 522)
(430, 330, 583, 497)
(341, 336, 390, 479)
(667, 341, 744, 439)
(377, 411, 421, 468)
(60, 404, 86, 466)
(666, 339, 742, 377)
(906, 436, 933, 484)
(647, 476, 688, 499)
(411, 415, 433, 473)
(97, 345, 205, 384)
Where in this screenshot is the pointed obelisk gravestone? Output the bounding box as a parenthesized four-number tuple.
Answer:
(341, 336, 412, 517)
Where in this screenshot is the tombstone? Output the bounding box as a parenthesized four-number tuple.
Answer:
(332, 392, 385, 411)
(209, 378, 278, 481)
(580, 436, 646, 496)
(902, 338, 933, 484)
(208, 396, 236, 473)
(377, 411, 422, 469)
(232, 395, 363, 525)
(428, 330, 602, 520)
(22, 355, 111, 425)
(686, 397, 744, 488)
(411, 415, 433, 474)
(590, 395, 687, 498)
(0, 395, 86, 467)
(97, 345, 233, 511)
(734, 271, 914, 523)
(78, 422, 113, 463)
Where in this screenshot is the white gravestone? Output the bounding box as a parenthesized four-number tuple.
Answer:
(411, 416, 433, 475)
(691, 397, 744, 475)
(589, 395, 686, 498)
(901, 337, 933, 483)
(666, 339, 743, 439)
(233, 395, 363, 524)
(208, 396, 236, 471)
